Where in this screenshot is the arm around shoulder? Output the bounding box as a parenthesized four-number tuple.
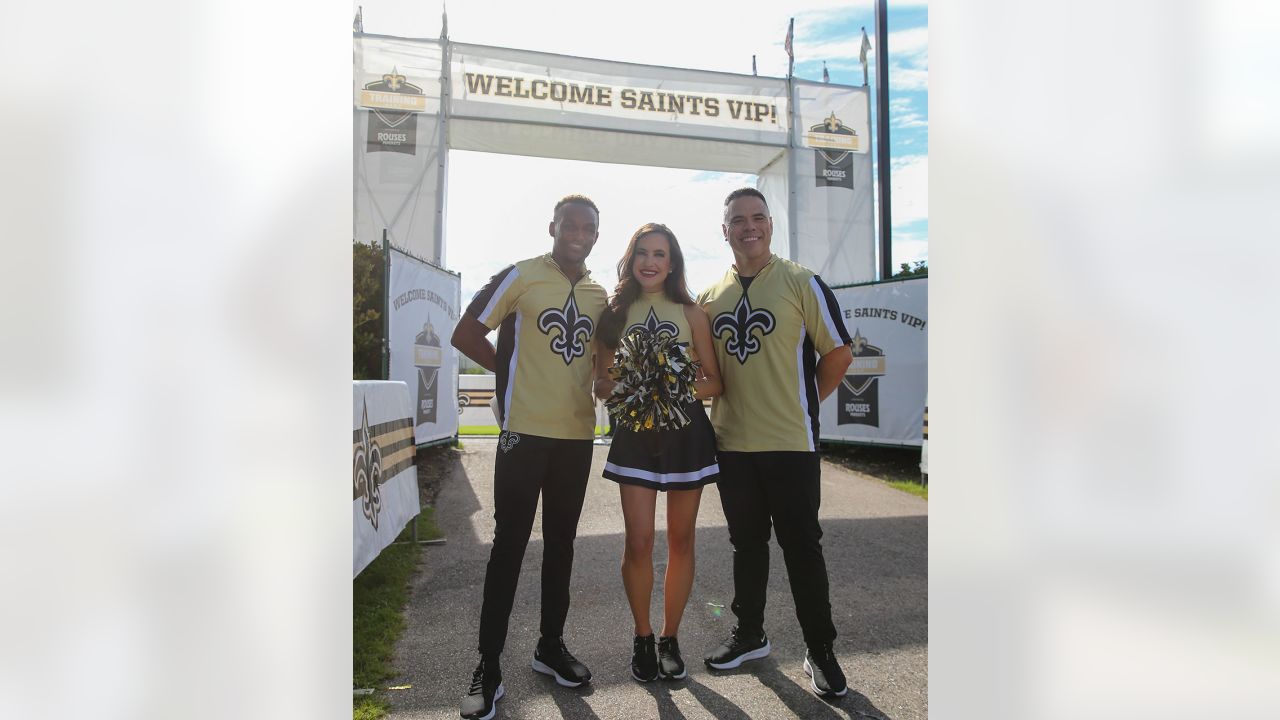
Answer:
(592, 337, 618, 400)
(684, 304, 723, 400)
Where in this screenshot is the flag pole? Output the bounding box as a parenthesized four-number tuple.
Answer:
(434, 4, 451, 266)
(874, 0, 892, 280)
(784, 18, 797, 261)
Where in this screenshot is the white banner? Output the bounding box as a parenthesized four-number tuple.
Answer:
(354, 381, 420, 578)
(450, 43, 789, 142)
(354, 35, 446, 262)
(819, 277, 928, 446)
(789, 79, 877, 286)
(388, 248, 461, 445)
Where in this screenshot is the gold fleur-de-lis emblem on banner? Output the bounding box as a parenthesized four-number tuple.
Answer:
(824, 112, 842, 133)
(382, 67, 405, 91)
(352, 399, 383, 530)
(851, 329, 868, 354)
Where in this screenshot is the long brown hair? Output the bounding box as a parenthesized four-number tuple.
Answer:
(597, 223, 694, 349)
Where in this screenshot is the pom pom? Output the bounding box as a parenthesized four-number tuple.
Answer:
(604, 328, 699, 433)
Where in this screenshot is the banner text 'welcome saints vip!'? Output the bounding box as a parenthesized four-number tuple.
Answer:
(462, 72, 782, 125)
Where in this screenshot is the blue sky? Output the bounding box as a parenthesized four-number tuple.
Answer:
(358, 1, 928, 297)
(790, 3, 930, 273)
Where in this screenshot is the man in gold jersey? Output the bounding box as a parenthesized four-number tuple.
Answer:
(697, 188, 855, 699)
(451, 195, 609, 720)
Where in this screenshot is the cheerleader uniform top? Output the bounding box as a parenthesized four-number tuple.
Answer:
(619, 290, 693, 352)
(603, 289, 719, 490)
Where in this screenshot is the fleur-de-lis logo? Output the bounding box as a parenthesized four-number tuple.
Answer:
(713, 293, 776, 364)
(851, 328, 868, 354)
(625, 307, 678, 340)
(538, 292, 595, 365)
(382, 67, 405, 91)
(352, 400, 383, 530)
(499, 431, 521, 453)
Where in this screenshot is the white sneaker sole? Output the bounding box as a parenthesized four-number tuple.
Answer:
(705, 640, 771, 670)
(464, 682, 504, 720)
(531, 658, 587, 687)
(803, 657, 848, 697)
(659, 667, 688, 680)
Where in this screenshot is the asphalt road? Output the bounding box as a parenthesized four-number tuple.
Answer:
(388, 438, 927, 719)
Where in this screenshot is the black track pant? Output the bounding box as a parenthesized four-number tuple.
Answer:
(477, 432, 593, 656)
(715, 450, 837, 649)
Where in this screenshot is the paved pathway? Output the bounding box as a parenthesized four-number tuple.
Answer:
(388, 438, 927, 719)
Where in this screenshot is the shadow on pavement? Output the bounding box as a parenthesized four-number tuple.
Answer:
(387, 445, 924, 719)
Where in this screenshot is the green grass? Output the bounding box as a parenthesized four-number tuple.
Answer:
(887, 479, 929, 500)
(458, 425, 501, 435)
(820, 444, 928, 500)
(353, 696, 389, 720)
(352, 508, 443, 718)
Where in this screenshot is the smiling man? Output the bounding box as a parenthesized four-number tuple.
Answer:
(697, 187, 855, 699)
(451, 195, 608, 720)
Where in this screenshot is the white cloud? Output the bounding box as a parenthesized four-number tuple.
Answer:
(889, 154, 929, 226)
(890, 65, 929, 91)
(890, 97, 929, 128)
(362, 1, 926, 81)
(888, 26, 930, 58)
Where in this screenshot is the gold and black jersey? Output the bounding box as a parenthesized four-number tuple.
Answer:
(466, 253, 608, 440)
(619, 291, 692, 349)
(697, 256, 851, 452)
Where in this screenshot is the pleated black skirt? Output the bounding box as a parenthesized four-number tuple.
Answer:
(603, 399, 719, 491)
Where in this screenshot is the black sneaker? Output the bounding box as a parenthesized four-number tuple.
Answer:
(704, 627, 771, 670)
(631, 634, 658, 682)
(459, 656, 504, 720)
(532, 636, 592, 687)
(657, 635, 687, 680)
(803, 645, 848, 698)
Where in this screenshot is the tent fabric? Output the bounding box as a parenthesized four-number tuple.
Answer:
(354, 34, 877, 285)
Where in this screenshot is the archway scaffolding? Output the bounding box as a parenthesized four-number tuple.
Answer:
(354, 32, 875, 285)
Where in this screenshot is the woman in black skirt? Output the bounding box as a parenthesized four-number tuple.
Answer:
(593, 223, 723, 683)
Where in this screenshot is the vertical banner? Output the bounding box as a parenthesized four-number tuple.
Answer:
(388, 247, 461, 445)
(354, 35, 445, 263)
(789, 80, 876, 287)
(819, 277, 927, 446)
(353, 381, 420, 578)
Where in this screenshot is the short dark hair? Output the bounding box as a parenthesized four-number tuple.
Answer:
(554, 194, 599, 218)
(724, 187, 767, 212)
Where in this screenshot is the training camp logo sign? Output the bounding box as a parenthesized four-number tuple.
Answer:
(361, 67, 425, 155)
(838, 329, 886, 426)
(806, 112, 858, 190)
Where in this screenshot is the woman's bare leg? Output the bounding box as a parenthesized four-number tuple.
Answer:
(619, 484, 658, 636)
(660, 487, 703, 637)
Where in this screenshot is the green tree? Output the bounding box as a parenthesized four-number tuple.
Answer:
(353, 240, 384, 379)
(893, 260, 928, 278)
